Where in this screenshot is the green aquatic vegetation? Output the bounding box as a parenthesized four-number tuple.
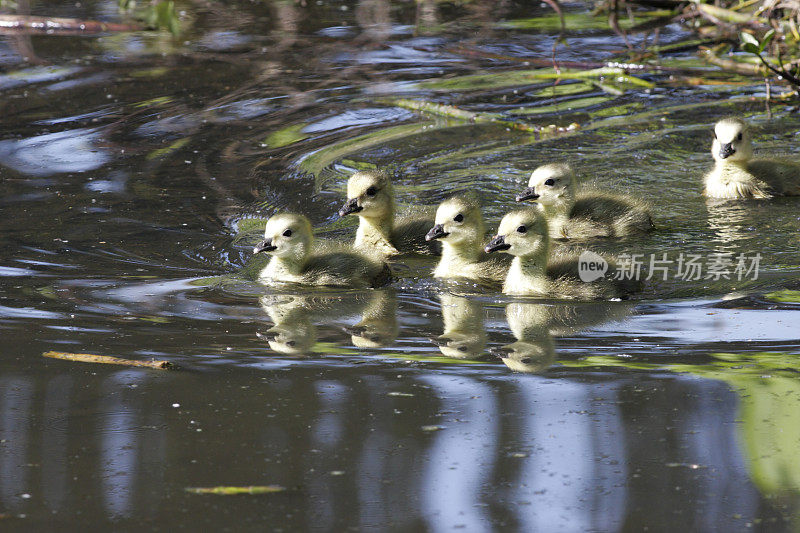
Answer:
(132, 96, 174, 109)
(764, 289, 800, 303)
(497, 10, 675, 32)
(233, 217, 270, 238)
(262, 124, 309, 149)
(129, 67, 171, 78)
(145, 136, 192, 160)
(532, 82, 595, 97)
(509, 95, 611, 115)
(411, 67, 654, 92)
(698, 3, 761, 25)
(340, 159, 378, 171)
(377, 352, 487, 365)
(298, 122, 439, 184)
(185, 485, 286, 495)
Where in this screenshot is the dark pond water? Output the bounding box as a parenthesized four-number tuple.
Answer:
(2, 0, 800, 530)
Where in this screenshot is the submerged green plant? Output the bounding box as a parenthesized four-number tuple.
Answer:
(740, 30, 800, 90)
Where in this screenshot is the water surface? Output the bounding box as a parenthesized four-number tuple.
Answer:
(1, 0, 800, 530)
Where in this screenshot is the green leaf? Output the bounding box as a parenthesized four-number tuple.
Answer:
(741, 42, 760, 55)
(760, 29, 775, 53)
(740, 32, 760, 48)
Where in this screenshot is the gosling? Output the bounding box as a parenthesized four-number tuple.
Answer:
(253, 213, 391, 288)
(485, 208, 640, 299)
(704, 117, 800, 199)
(426, 194, 510, 284)
(338, 170, 438, 256)
(516, 163, 654, 239)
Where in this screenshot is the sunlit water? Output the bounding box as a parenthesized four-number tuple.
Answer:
(1, 0, 800, 530)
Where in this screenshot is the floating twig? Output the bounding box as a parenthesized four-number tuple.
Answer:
(43, 351, 172, 369)
(0, 15, 143, 35)
(698, 47, 767, 76)
(379, 98, 581, 136)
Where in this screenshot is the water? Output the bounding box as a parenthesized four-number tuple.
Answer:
(1, 0, 800, 530)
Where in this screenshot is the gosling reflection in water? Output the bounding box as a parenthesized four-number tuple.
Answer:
(344, 290, 399, 349)
(258, 295, 317, 355)
(493, 302, 557, 373)
(431, 294, 488, 359)
(705, 200, 758, 246)
(258, 291, 399, 355)
(495, 302, 635, 373)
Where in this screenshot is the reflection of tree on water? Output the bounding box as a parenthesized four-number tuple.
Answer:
(724, 358, 800, 522)
(571, 350, 800, 524)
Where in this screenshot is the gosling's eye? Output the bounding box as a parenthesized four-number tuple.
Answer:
(544, 178, 555, 186)
(737, 132, 743, 141)
(458, 346, 467, 352)
(286, 340, 296, 347)
(283, 229, 293, 237)
(453, 213, 464, 223)
(516, 225, 527, 234)
(366, 186, 377, 196)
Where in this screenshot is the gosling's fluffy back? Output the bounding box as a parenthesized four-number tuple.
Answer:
(303, 240, 392, 288)
(393, 214, 440, 254)
(566, 191, 655, 238)
(544, 249, 641, 300)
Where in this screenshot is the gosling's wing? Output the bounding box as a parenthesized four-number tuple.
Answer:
(545, 253, 583, 284)
(571, 193, 654, 236)
(477, 252, 512, 283)
(546, 251, 641, 300)
(304, 251, 387, 288)
(393, 214, 440, 255)
(747, 159, 800, 196)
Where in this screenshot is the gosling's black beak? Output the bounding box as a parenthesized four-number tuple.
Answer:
(253, 238, 276, 254)
(485, 235, 510, 253)
(428, 335, 451, 347)
(425, 224, 449, 241)
(516, 187, 539, 202)
(338, 198, 362, 217)
(719, 143, 735, 159)
(489, 346, 512, 359)
(256, 330, 279, 341)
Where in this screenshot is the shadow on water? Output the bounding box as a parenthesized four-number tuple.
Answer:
(1, 0, 800, 530)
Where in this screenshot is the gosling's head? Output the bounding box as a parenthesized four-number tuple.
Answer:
(253, 213, 313, 262)
(426, 194, 484, 246)
(516, 163, 576, 205)
(493, 338, 555, 373)
(712, 118, 753, 163)
(259, 324, 316, 355)
(433, 332, 486, 359)
(485, 209, 549, 258)
(338, 170, 394, 219)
